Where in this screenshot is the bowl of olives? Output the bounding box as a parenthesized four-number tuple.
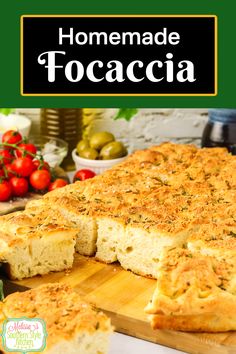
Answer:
(72, 131, 128, 174)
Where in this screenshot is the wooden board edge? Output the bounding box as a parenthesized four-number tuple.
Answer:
(102, 310, 236, 354)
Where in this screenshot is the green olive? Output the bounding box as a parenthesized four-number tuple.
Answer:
(100, 141, 127, 160)
(79, 147, 98, 160)
(76, 139, 90, 154)
(89, 131, 115, 151)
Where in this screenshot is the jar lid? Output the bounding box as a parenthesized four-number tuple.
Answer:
(209, 109, 236, 123)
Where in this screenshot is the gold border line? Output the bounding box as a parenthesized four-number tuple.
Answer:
(20, 15, 24, 96)
(214, 15, 218, 96)
(20, 14, 218, 97)
(21, 15, 217, 18)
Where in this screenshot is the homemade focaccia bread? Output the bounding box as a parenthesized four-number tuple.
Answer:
(0, 283, 113, 354)
(0, 143, 235, 332)
(145, 247, 236, 332)
(25, 143, 235, 278)
(0, 206, 77, 280)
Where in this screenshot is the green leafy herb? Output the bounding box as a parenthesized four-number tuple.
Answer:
(114, 108, 138, 121)
(0, 108, 14, 116)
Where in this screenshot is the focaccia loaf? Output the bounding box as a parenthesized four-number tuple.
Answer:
(25, 143, 236, 279)
(0, 143, 235, 332)
(0, 283, 113, 354)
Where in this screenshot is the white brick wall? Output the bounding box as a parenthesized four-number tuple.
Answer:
(15, 108, 208, 151)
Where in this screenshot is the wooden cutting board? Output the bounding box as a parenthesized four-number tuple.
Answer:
(0, 193, 42, 215)
(9, 254, 235, 354)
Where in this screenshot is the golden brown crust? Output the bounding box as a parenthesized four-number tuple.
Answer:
(1, 142, 235, 332)
(145, 247, 236, 331)
(0, 206, 76, 257)
(24, 143, 236, 332)
(1, 283, 112, 349)
(149, 313, 236, 332)
(29, 143, 235, 236)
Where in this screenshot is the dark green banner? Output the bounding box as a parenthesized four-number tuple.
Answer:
(0, 0, 235, 107)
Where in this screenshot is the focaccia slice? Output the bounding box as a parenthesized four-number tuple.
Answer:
(26, 183, 98, 257)
(0, 283, 113, 354)
(0, 207, 77, 280)
(145, 247, 236, 332)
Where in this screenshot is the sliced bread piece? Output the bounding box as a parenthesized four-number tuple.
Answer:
(0, 207, 76, 280)
(26, 194, 97, 257)
(145, 247, 236, 331)
(0, 283, 113, 354)
(116, 223, 191, 279)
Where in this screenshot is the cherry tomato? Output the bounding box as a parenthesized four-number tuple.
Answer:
(33, 159, 50, 171)
(48, 179, 68, 192)
(12, 157, 35, 177)
(10, 177, 28, 197)
(0, 180, 12, 201)
(4, 164, 15, 179)
(0, 150, 14, 166)
(30, 170, 51, 191)
(16, 143, 37, 159)
(0, 169, 4, 177)
(2, 130, 22, 146)
(73, 169, 96, 182)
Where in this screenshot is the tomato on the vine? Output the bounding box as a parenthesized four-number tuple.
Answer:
(10, 177, 28, 197)
(48, 178, 68, 191)
(16, 143, 37, 159)
(12, 157, 35, 177)
(2, 130, 22, 146)
(0, 150, 14, 166)
(0, 180, 12, 201)
(33, 159, 50, 171)
(30, 170, 51, 191)
(4, 164, 15, 179)
(0, 130, 53, 201)
(73, 169, 96, 182)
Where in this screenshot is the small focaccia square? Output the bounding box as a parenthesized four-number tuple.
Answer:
(116, 225, 190, 279)
(47, 196, 98, 256)
(26, 194, 98, 257)
(145, 247, 236, 332)
(0, 207, 77, 280)
(116, 205, 193, 278)
(0, 283, 113, 354)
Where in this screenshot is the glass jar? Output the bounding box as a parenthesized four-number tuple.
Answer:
(201, 109, 236, 155)
(40, 109, 83, 170)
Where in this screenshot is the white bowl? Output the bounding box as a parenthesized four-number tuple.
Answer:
(0, 114, 31, 139)
(72, 149, 127, 174)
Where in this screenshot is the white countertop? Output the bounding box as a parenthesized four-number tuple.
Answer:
(110, 333, 185, 354)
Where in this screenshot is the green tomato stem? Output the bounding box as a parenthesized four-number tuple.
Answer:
(0, 142, 36, 158)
